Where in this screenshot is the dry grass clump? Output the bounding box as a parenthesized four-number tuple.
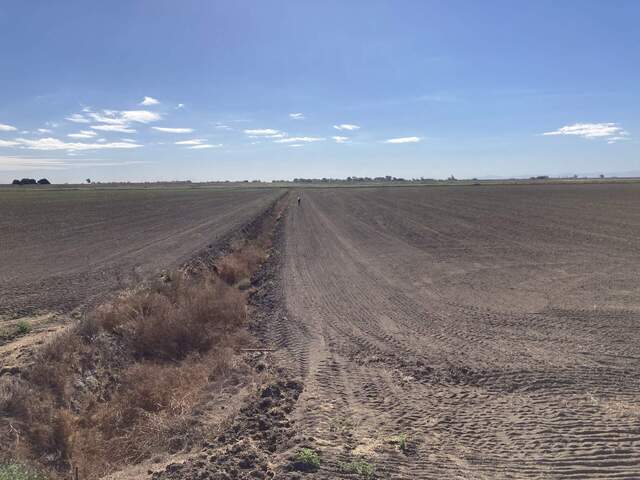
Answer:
(0, 273, 249, 478)
(92, 275, 246, 360)
(216, 244, 267, 286)
(70, 353, 237, 477)
(0, 376, 31, 419)
(25, 332, 86, 402)
(215, 201, 281, 287)
(0, 374, 75, 470)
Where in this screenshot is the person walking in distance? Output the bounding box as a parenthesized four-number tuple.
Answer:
(297, 195, 301, 206)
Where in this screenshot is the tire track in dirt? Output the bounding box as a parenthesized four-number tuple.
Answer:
(275, 185, 640, 479)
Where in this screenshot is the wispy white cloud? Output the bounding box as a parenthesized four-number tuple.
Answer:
(215, 123, 232, 130)
(86, 111, 123, 125)
(152, 127, 194, 133)
(274, 136, 324, 144)
(140, 96, 159, 106)
(0, 155, 69, 170)
(607, 136, 631, 144)
(187, 144, 222, 150)
(289, 113, 305, 120)
(175, 139, 206, 145)
(244, 128, 281, 136)
(260, 133, 286, 139)
(65, 107, 161, 138)
(177, 103, 185, 109)
(0, 155, 150, 171)
(84, 109, 161, 125)
(384, 136, 421, 144)
(332, 136, 349, 144)
(173, 139, 221, 149)
(68, 130, 98, 139)
(0, 139, 20, 147)
(542, 123, 629, 142)
(0, 123, 17, 132)
(333, 124, 360, 131)
(13, 137, 143, 151)
(37, 128, 53, 134)
(72, 160, 150, 167)
(120, 110, 161, 123)
(91, 124, 136, 133)
(66, 114, 90, 124)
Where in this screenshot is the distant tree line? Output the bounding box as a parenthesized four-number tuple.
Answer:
(11, 178, 51, 185)
(289, 176, 419, 183)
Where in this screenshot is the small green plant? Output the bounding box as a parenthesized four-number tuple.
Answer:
(338, 458, 375, 478)
(294, 448, 321, 471)
(0, 463, 44, 480)
(16, 321, 31, 335)
(396, 433, 407, 452)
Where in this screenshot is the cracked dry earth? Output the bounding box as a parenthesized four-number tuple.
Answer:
(159, 183, 640, 479)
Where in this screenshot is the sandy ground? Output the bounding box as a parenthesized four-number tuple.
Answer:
(270, 184, 640, 478)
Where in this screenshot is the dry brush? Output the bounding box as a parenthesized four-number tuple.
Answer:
(0, 195, 287, 479)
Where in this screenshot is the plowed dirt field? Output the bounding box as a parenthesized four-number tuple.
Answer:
(273, 184, 640, 479)
(0, 187, 280, 318)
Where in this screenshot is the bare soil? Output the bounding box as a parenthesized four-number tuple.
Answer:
(4, 183, 640, 479)
(0, 187, 281, 318)
(266, 184, 640, 478)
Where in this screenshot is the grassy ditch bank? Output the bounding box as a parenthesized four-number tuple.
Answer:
(0, 194, 288, 479)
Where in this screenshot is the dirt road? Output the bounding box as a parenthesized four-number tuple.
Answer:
(275, 184, 640, 478)
(0, 187, 280, 318)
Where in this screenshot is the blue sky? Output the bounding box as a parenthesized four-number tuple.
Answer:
(0, 1, 638, 182)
